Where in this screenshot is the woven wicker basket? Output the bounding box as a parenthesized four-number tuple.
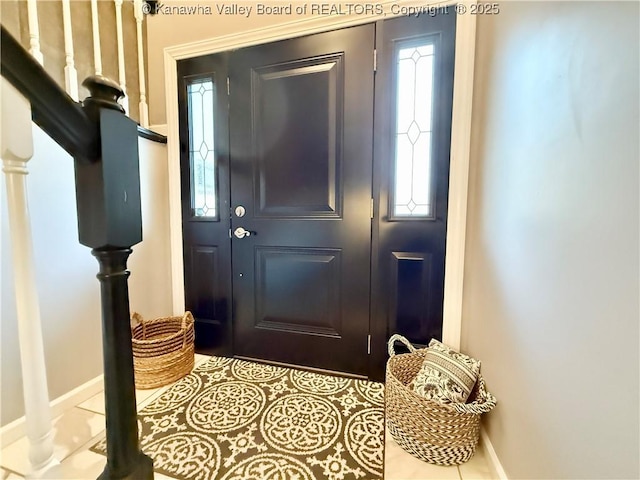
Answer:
(131, 312, 195, 389)
(386, 334, 496, 466)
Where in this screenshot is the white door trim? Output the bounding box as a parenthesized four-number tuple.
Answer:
(163, 0, 477, 350)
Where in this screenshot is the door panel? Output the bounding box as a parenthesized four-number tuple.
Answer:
(389, 251, 434, 340)
(178, 54, 232, 355)
(229, 25, 374, 376)
(252, 54, 343, 218)
(255, 247, 342, 336)
(370, 13, 457, 380)
(188, 245, 221, 320)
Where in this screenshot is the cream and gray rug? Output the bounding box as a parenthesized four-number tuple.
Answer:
(92, 356, 385, 479)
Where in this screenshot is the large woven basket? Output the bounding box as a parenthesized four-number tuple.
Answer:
(131, 312, 195, 389)
(386, 335, 496, 466)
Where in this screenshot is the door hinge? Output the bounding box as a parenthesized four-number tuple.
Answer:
(370, 198, 374, 219)
(373, 49, 377, 72)
(227, 77, 230, 95)
(367, 335, 371, 355)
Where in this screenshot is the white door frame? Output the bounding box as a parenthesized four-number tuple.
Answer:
(163, 0, 477, 350)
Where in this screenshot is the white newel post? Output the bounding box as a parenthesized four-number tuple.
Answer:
(1, 81, 58, 478)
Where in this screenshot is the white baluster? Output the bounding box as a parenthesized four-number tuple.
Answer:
(26, 0, 43, 65)
(61, 0, 79, 100)
(114, 0, 129, 113)
(90, 0, 102, 75)
(0, 80, 58, 478)
(134, 0, 149, 127)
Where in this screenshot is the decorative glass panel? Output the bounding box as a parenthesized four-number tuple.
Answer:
(393, 43, 435, 218)
(187, 78, 216, 218)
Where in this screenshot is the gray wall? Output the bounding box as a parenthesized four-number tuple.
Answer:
(1, 127, 172, 426)
(0, 1, 171, 427)
(128, 138, 173, 320)
(461, 2, 639, 479)
(1, 126, 103, 426)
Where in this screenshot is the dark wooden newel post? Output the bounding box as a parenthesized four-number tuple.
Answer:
(0, 29, 153, 478)
(75, 76, 154, 480)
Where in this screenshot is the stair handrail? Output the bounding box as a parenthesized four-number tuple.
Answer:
(1, 25, 155, 480)
(1, 26, 97, 160)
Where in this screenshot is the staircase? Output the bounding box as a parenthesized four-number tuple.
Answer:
(1, 25, 156, 480)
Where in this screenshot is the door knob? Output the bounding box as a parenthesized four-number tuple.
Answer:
(234, 227, 252, 239)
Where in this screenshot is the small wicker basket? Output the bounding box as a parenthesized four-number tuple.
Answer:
(386, 335, 496, 466)
(131, 311, 195, 389)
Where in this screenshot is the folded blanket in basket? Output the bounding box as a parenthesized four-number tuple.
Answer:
(409, 339, 480, 404)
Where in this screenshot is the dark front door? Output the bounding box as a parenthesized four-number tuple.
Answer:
(179, 15, 456, 380)
(228, 25, 375, 376)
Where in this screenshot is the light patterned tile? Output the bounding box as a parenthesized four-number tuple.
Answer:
(1, 468, 24, 480)
(136, 386, 166, 407)
(384, 433, 461, 480)
(39, 449, 105, 479)
(77, 384, 175, 413)
(77, 392, 105, 415)
(0, 437, 29, 475)
(77, 386, 168, 413)
(194, 353, 210, 366)
(458, 444, 493, 479)
(37, 433, 180, 479)
(75, 377, 189, 413)
(1, 408, 105, 475)
(52, 447, 180, 480)
(0, 438, 29, 475)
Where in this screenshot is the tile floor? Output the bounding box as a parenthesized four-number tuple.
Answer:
(1, 354, 493, 479)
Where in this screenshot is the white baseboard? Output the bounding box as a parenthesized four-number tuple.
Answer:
(480, 427, 508, 480)
(0, 375, 104, 448)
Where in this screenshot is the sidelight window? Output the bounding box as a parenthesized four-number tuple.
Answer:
(187, 77, 217, 218)
(392, 42, 435, 218)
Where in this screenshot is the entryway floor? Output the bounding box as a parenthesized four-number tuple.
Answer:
(0, 354, 493, 479)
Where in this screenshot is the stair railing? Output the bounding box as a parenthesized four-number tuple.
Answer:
(1, 26, 154, 480)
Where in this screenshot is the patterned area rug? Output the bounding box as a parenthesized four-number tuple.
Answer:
(91, 356, 385, 480)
